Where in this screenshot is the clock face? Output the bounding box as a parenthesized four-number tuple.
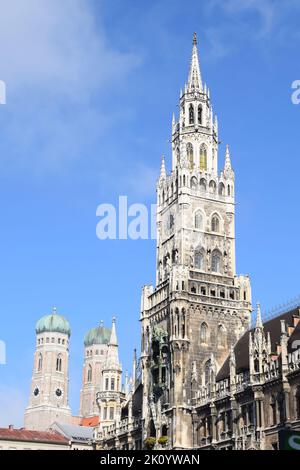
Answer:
(33, 387, 39, 397)
(55, 388, 63, 397)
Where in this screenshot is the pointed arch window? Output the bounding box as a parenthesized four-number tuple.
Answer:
(217, 325, 226, 348)
(218, 183, 225, 196)
(204, 360, 211, 385)
(194, 248, 204, 270)
(56, 355, 62, 372)
(200, 144, 207, 171)
(87, 364, 92, 383)
(211, 249, 222, 273)
(111, 377, 115, 391)
(200, 178, 206, 192)
(211, 214, 220, 233)
(186, 143, 193, 169)
(198, 105, 203, 125)
(191, 176, 197, 190)
(189, 105, 194, 125)
(37, 353, 43, 372)
(200, 323, 208, 344)
(195, 210, 203, 230)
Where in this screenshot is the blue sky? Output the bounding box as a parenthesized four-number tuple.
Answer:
(0, 0, 300, 426)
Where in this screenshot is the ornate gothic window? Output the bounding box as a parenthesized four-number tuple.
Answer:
(217, 325, 226, 348)
(200, 323, 208, 344)
(211, 249, 222, 273)
(195, 210, 203, 229)
(191, 176, 197, 190)
(211, 214, 220, 233)
(218, 182, 225, 196)
(200, 178, 206, 191)
(195, 249, 204, 269)
(198, 105, 203, 125)
(186, 143, 193, 169)
(209, 180, 216, 193)
(87, 365, 92, 383)
(200, 144, 207, 171)
(189, 104, 194, 125)
(56, 355, 62, 372)
(111, 377, 115, 391)
(204, 360, 211, 385)
(37, 353, 43, 372)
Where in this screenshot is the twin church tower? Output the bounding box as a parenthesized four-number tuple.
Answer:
(24, 309, 124, 431)
(24, 34, 252, 448)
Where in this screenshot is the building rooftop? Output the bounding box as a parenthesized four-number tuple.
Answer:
(217, 307, 300, 381)
(0, 427, 68, 444)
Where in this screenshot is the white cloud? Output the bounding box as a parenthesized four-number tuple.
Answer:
(204, 0, 300, 59)
(0, 385, 26, 428)
(0, 0, 141, 174)
(0, 0, 138, 98)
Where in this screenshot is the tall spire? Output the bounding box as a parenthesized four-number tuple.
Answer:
(256, 303, 263, 329)
(187, 32, 202, 92)
(224, 145, 232, 171)
(109, 316, 118, 346)
(160, 155, 166, 180)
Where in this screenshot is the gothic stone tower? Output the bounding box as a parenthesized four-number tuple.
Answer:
(140, 34, 252, 449)
(24, 308, 72, 431)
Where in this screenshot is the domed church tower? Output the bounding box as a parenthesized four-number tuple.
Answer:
(24, 307, 72, 431)
(79, 318, 123, 420)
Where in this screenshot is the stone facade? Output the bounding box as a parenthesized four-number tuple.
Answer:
(95, 34, 300, 451)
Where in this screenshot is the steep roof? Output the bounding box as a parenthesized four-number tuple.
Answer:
(217, 308, 300, 381)
(51, 423, 93, 443)
(0, 428, 68, 445)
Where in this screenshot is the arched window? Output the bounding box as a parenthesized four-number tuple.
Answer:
(186, 143, 193, 169)
(217, 325, 226, 348)
(191, 176, 197, 190)
(218, 183, 225, 196)
(200, 144, 207, 171)
(195, 210, 203, 230)
(200, 323, 208, 344)
(227, 184, 231, 196)
(204, 360, 211, 385)
(198, 105, 203, 125)
(37, 354, 43, 372)
(211, 214, 220, 233)
(200, 178, 206, 192)
(111, 377, 115, 391)
(195, 249, 204, 270)
(211, 249, 222, 273)
(209, 180, 216, 193)
(189, 105, 194, 125)
(87, 365, 92, 383)
(56, 355, 62, 372)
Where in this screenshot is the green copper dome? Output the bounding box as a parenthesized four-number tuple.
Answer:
(84, 323, 111, 347)
(36, 308, 71, 337)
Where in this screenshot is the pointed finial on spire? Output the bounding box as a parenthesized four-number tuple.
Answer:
(188, 32, 202, 92)
(224, 144, 232, 171)
(160, 155, 166, 180)
(256, 302, 263, 329)
(109, 316, 118, 346)
(100, 320, 104, 328)
(52, 306, 57, 315)
(193, 32, 197, 45)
